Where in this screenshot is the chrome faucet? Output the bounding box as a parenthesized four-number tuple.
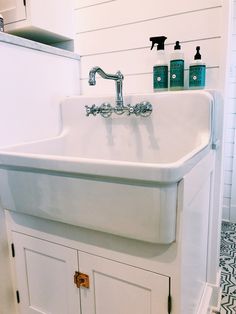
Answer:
(86, 66, 153, 118)
(89, 66, 124, 108)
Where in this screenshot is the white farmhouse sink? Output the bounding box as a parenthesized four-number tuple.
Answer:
(0, 91, 214, 243)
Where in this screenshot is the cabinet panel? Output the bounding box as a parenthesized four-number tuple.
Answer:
(12, 232, 80, 314)
(79, 252, 169, 314)
(0, 0, 26, 24)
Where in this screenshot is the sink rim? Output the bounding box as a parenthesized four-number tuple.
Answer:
(0, 139, 211, 183)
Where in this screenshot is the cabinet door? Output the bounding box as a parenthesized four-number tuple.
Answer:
(79, 252, 170, 314)
(0, 0, 26, 24)
(12, 232, 81, 314)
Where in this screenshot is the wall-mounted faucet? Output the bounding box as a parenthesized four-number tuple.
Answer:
(86, 66, 152, 118)
(88, 66, 124, 108)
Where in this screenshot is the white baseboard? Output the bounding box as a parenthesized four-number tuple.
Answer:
(197, 269, 221, 314)
(197, 285, 213, 314)
(209, 269, 222, 313)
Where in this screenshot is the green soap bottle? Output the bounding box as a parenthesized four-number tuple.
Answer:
(170, 41, 184, 90)
(150, 36, 168, 92)
(189, 46, 206, 89)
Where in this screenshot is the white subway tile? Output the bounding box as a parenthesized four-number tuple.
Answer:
(224, 143, 235, 157)
(224, 184, 232, 198)
(224, 128, 236, 143)
(224, 170, 233, 184)
(225, 113, 236, 129)
(226, 99, 236, 114)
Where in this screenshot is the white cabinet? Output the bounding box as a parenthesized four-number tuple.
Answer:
(12, 232, 80, 314)
(0, 0, 74, 44)
(4, 150, 221, 313)
(79, 252, 169, 314)
(11, 232, 170, 314)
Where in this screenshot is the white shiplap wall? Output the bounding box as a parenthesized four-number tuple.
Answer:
(74, 0, 222, 95)
(74, 0, 233, 216)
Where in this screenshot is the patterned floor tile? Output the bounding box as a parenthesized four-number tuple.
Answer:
(220, 257, 236, 274)
(221, 272, 236, 296)
(221, 294, 236, 313)
(220, 222, 236, 313)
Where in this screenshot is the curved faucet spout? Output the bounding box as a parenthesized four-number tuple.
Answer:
(89, 66, 123, 84)
(88, 66, 124, 107)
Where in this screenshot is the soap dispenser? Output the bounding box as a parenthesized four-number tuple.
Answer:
(170, 41, 184, 90)
(189, 46, 206, 89)
(150, 36, 168, 91)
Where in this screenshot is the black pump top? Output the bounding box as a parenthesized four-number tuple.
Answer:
(174, 41, 181, 50)
(150, 36, 167, 50)
(194, 46, 201, 60)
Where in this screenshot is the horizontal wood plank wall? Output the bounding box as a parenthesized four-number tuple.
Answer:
(75, 0, 222, 95)
(74, 0, 232, 216)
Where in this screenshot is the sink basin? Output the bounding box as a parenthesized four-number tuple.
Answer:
(0, 91, 214, 243)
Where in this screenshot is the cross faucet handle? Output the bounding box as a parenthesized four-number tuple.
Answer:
(85, 105, 97, 116)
